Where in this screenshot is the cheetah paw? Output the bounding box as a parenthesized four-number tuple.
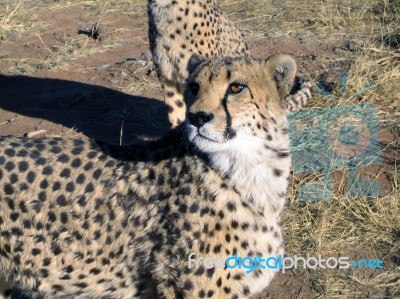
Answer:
(285, 79, 312, 112)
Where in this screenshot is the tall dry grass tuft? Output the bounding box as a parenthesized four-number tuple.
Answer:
(277, 0, 400, 297)
(0, 0, 40, 39)
(283, 188, 400, 297)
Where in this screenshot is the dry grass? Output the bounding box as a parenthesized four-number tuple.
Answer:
(278, 1, 399, 298)
(1, 0, 149, 75)
(0, 0, 158, 98)
(220, 0, 399, 297)
(0, 0, 399, 298)
(284, 184, 400, 297)
(0, 1, 39, 35)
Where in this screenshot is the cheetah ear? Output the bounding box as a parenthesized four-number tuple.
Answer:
(266, 54, 297, 99)
(187, 54, 204, 75)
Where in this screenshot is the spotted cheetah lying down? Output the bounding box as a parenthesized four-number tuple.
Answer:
(0, 55, 310, 298)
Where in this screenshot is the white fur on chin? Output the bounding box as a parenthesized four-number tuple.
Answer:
(187, 119, 290, 215)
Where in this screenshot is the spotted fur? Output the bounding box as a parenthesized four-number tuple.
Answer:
(285, 79, 312, 112)
(148, 0, 249, 128)
(1, 55, 298, 298)
(148, 0, 311, 128)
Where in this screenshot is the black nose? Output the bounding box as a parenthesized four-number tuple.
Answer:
(188, 112, 214, 128)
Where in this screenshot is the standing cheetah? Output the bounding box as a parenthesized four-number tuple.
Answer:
(148, 0, 249, 128)
(148, 0, 311, 128)
(0, 54, 309, 298)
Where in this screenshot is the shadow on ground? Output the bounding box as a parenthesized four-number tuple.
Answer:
(0, 75, 169, 144)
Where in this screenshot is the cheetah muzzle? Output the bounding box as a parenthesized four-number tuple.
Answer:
(0, 55, 300, 299)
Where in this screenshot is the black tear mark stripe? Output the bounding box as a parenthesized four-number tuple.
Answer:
(248, 88, 254, 99)
(222, 92, 236, 140)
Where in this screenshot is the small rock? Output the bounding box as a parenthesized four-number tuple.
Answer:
(345, 41, 357, 52)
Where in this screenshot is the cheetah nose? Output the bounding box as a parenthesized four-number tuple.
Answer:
(188, 112, 214, 128)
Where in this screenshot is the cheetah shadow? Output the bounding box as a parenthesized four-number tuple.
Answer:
(0, 75, 169, 144)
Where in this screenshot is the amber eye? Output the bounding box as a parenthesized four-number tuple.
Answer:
(229, 83, 245, 94)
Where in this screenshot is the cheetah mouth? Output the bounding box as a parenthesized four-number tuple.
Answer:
(186, 123, 222, 144)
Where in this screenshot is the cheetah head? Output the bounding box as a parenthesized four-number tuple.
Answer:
(185, 54, 296, 156)
(185, 55, 297, 211)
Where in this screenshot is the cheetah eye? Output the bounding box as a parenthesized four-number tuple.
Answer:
(189, 82, 200, 96)
(228, 83, 245, 94)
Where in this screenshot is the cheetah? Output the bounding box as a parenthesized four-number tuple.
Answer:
(148, 0, 311, 128)
(0, 54, 308, 298)
(148, 0, 249, 128)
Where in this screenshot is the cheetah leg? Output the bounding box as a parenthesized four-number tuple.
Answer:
(284, 79, 312, 112)
(0, 278, 12, 299)
(163, 82, 186, 128)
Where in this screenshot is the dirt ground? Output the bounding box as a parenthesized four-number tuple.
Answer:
(0, 7, 326, 144)
(0, 0, 399, 298)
